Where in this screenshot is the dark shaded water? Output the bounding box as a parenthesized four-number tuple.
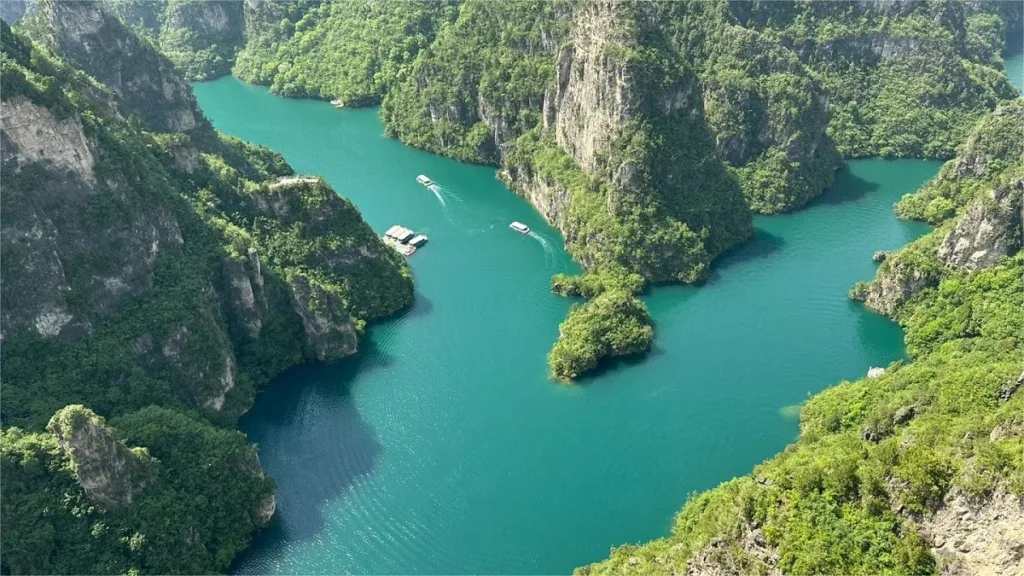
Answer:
(195, 77, 938, 574)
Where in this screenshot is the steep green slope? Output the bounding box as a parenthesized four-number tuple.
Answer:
(0, 8, 412, 572)
(234, 0, 458, 105)
(580, 100, 1024, 575)
(728, 0, 1021, 158)
(104, 0, 244, 80)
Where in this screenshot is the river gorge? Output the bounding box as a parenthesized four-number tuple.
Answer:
(190, 76, 948, 574)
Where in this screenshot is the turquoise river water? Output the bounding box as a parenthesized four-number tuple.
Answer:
(194, 77, 941, 574)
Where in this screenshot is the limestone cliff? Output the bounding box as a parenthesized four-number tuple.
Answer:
(921, 490, 1024, 575)
(937, 178, 1023, 270)
(30, 0, 209, 135)
(855, 100, 1024, 315)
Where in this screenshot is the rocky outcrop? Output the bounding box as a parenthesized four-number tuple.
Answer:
(547, 1, 636, 183)
(920, 490, 1024, 576)
(856, 257, 937, 316)
(287, 272, 359, 362)
(499, 165, 573, 238)
(46, 405, 155, 510)
(938, 179, 1022, 270)
(0, 96, 95, 184)
(220, 250, 267, 339)
(36, 0, 210, 135)
(158, 303, 239, 411)
(683, 526, 781, 576)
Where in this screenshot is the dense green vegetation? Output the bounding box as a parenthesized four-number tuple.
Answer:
(548, 269, 652, 380)
(2, 405, 275, 574)
(580, 99, 1024, 574)
(549, 289, 653, 381)
(106, 0, 245, 80)
(1, 15, 412, 574)
(896, 100, 1024, 223)
(234, 0, 458, 104)
(728, 1, 1021, 159)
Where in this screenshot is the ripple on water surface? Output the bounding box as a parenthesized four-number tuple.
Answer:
(193, 78, 941, 575)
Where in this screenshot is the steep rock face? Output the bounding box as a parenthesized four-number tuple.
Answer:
(46, 405, 154, 510)
(220, 250, 267, 339)
(498, 166, 572, 235)
(920, 490, 1024, 575)
(35, 0, 210, 134)
(548, 1, 635, 181)
(158, 305, 238, 411)
(0, 0, 26, 24)
(0, 96, 95, 182)
(287, 272, 358, 362)
(856, 255, 937, 315)
(0, 96, 184, 341)
(938, 179, 1023, 270)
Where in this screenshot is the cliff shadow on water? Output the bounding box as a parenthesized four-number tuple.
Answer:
(706, 229, 787, 284)
(812, 165, 881, 207)
(234, 341, 395, 563)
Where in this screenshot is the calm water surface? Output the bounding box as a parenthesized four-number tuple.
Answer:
(194, 77, 938, 574)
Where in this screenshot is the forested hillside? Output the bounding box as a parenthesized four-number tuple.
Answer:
(0, 3, 412, 571)
(581, 99, 1024, 576)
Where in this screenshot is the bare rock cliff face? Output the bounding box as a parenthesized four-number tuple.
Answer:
(46, 405, 155, 510)
(858, 257, 937, 316)
(0, 97, 183, 341)
(287, 272, 359, 362)
(547, 1, 635, 182)
(921, 490, 1024, 575)
(38, 0, 209, 135)
(938, 179, 1023, 270)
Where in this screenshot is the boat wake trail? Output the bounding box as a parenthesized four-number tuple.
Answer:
(427, 184, 447, 208)
(527, 230, 555, 265)
(436, 185, 464, 205)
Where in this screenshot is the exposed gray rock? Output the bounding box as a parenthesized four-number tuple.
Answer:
(999, 371, 1024, 402)
(287, 272, 358, 362)
(46, 405, 155, 510)
(220, 253, 266, 339)
(892, 404, 916, 425)
(920, 490, 1024, 576)
(938, 179, 1022, 270)
(0, 97, 184, 342)
(860, 257, 937, 316)
(684, 525, 782, 576)
(38, 0, 210, 134)
(0, 96, 95, 184)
